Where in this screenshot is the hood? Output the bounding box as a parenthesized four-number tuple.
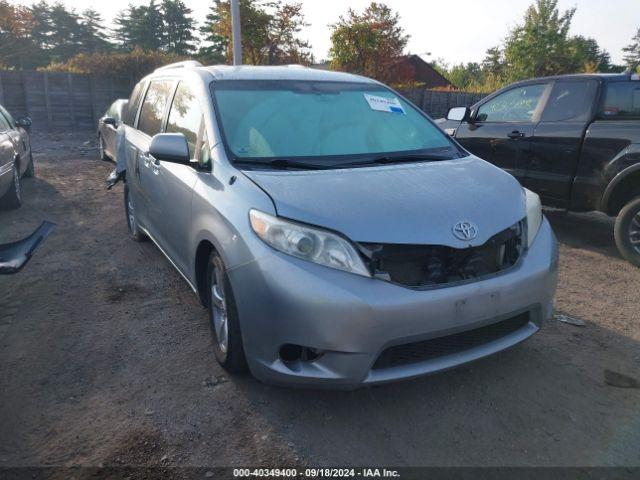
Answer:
(243, 156, 526, 248)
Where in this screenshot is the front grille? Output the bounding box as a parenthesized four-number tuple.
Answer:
(372, 312, 530, 370)
(358, 221, 525, 288)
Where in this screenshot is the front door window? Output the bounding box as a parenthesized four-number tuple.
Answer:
(477, 84, 547, 123)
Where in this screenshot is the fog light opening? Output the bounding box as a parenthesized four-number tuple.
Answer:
(279, 344, 324, 363)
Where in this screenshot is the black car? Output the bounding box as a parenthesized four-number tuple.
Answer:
(437, 72, 640, 266)
(0, 104, 33, 210)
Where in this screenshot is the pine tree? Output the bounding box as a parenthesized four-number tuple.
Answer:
(161, 0, 196, 55)
(114, 1, 165, 52)
(622, 28, 640, 70)
(78, 9, 112, 53)
(44, 3, 83, 62)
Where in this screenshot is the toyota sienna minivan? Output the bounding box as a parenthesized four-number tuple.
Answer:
(117, 61, 558, 388)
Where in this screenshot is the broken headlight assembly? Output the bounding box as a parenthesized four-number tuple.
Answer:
(524, 188, 542, 248)
(249, 210, 371, 277)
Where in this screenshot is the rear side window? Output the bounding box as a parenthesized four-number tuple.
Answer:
(124, 81, 146, 126)
(166, 82, 203, 158)
(600, 82, 640, 119)
(138, 80, 174, 136)
(542, 80, 598, 122)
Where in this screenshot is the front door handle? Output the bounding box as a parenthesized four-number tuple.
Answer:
(150, 157, 160, 175)
(139, 152, 151, 168)
(507, 130, 525, 139)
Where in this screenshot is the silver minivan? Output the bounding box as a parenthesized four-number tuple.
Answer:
(119, 62, 558, 388)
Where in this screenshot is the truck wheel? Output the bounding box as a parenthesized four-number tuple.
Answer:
(1, 161, 22, 210)
(24, 151, 35, 178)
(206, 251, 247, 373)
(124, 182, 146, 242)
(614, 196, 640, 267)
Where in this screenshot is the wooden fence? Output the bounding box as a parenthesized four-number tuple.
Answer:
(0, 70, 487, 131)
(399, 88, 487, 119)
(0, 70, 135, 131)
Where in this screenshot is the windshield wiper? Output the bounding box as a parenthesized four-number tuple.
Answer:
(338, 153, 457, 168)
(235, 159, 331, 170)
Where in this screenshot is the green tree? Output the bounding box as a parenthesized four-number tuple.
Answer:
(622, 28, 640, 70)
(568, 36, 613, 72)
(46, 3, 83, 62)
(199, 0, 310, 65)
(502, 0, 576, 80)
(329, 2, 408, 83)
(77, 9, 112, 53)
(161, 0, 196, 55)
(114, 1, 165, 51)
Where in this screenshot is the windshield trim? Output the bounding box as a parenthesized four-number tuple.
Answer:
(209, 79, 467, 169)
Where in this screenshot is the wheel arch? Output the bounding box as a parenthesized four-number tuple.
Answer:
(194, 239, 216, 307)
(602, 165, 640, 216)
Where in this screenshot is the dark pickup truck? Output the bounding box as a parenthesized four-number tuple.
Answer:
(436, 72, 640, 266)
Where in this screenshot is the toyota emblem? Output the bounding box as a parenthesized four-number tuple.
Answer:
(452, 221, 478, 241)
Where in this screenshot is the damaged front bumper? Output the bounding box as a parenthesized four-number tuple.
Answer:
(228, 218, 559, 389)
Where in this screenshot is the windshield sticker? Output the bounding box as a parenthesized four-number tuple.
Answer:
(364, 94, 406, 114)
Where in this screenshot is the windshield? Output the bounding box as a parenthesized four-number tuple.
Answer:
(211, 80, 460, 167)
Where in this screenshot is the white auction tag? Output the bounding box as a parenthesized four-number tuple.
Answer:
(363, 94, 406, 114)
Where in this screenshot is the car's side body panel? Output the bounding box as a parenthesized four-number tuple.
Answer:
(577, 121, 640, 212)
(0, 131, 14, 199)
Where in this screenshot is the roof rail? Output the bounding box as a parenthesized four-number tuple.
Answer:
(155, 60, 203, 72)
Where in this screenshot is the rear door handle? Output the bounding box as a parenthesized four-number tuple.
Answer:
(507, 131, 525, 139)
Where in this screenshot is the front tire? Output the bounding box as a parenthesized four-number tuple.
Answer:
(614, 196, 640, 267)
(23, 151, 35, 178)
(207, 252, 247, 373)
(1, 161, 22, 210)
(124, 182, 146, 242)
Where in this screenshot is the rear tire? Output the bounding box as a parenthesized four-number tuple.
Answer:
(124, 182, 146, 242)
(614, 196, 640, 267)
(206, 252, 247, 373)
(23, 151, 35, 178)
(1, 160, 22, 210)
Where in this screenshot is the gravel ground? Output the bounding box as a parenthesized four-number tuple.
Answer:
(1, 132, 639, 471)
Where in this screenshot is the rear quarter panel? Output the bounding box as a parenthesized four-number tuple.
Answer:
(573, 120, 640, 211)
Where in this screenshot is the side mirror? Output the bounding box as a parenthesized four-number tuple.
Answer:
(103, 117, 117, 126)
(446, 106, 470, 122)
(16, 116, 32, 129)
(149, 133, 190, 165)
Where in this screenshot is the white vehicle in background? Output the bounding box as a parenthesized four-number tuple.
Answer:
(97, 99, 128, 162)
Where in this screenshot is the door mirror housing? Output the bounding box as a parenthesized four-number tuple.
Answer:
(16, 116, 32, 129)
(446, 106, 470, 122)
(103, 117, 117, 127)
(149, 133, 190, 165)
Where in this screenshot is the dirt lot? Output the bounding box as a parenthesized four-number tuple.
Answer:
(1, 132, 639, 471)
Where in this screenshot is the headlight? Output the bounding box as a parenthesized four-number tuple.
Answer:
(249, 210, 371, 277)
(524, 188, 542, 248)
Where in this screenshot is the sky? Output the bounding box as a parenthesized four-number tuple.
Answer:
(15, 0, 640, 65)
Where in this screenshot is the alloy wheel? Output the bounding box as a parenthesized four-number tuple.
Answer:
(127, 195, 136, 233)
(210, 265, 229, 353)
